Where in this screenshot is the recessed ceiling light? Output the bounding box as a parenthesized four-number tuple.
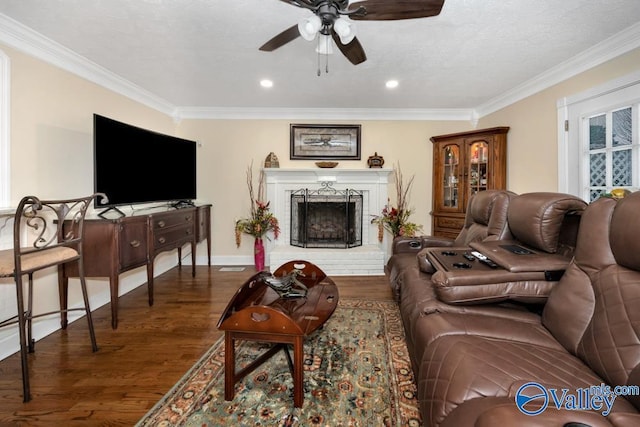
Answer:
(385, 80, 399, 89)
(260, 79, 274, 88)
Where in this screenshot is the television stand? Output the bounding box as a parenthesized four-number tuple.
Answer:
(61, 204, 212, 329)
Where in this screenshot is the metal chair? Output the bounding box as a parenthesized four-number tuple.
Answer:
(0, 193, 105, 402)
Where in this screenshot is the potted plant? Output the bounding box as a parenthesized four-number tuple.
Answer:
(371, 164, 422, 241)
(235, 163, 280, 271)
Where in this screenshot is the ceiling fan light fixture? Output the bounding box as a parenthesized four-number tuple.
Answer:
(315, 34, 334, 55)
(333, 17, 356, 44)
(298, 15, 322, 41)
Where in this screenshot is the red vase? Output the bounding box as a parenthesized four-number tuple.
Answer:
(254, 237, 265, 271)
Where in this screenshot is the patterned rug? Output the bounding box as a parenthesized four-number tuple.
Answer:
(136, 299, 421, 426)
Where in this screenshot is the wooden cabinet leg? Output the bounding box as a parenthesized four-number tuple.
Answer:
(110, 274, 120, 329)
(191, 241, 196, 277)
(146, 260, 154, 306)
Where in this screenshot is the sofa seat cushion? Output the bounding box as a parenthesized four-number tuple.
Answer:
(418, 334, 632, 427)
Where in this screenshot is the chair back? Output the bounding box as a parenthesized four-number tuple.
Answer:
(453, 190, 515, 246)
(12, 193, 106, 274)
(542, 192, 640, 410)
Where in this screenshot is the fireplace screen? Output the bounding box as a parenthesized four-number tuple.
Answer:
(290, 186, 363, 248)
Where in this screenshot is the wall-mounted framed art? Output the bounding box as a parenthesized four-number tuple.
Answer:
(290, 124, 361, 160)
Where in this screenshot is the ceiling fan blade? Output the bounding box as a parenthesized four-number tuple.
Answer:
(349, 0, 445, 21)
(259, 25, 301, 52)
(331, 32, 367, 65)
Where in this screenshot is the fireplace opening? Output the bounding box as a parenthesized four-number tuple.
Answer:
(290, 186, 363, 248)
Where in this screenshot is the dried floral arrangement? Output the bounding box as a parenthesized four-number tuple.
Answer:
(234, 163, 280, 247)
(371, 164, 422, 241)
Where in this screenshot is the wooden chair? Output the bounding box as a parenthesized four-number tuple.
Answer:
(0, 193, 105, 402)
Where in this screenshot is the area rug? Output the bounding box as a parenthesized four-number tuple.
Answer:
(136, 299, 421, 426)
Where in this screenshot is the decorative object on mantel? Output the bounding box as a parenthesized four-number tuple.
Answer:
(315, 161, 338, 168)
(367, 152, 385, 168)
(371, 163, 422, 242)
(290, 124, 361, 160)
(264, 152, 280, 168)
(235, 163, 280, 271)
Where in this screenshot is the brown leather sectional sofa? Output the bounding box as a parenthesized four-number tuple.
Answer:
(387, 190, 640, 426)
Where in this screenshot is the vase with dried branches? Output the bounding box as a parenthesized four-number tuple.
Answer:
(371, 164, 422, 242)
(234, 163, 280, 271)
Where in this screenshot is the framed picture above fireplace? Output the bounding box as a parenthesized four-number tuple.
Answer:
(290, 124, 361, 160)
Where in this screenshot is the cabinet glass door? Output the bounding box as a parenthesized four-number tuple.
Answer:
(443, 145, 459, 208)
(468, 141, 488, 195)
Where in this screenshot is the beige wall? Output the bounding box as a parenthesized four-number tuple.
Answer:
(7, 46, 175, 204)
(478, 47, 640, 193)
(176, 119, 467, 258)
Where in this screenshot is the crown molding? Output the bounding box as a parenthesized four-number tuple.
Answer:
(1, 12, 639, 122)
(172, 106, 476, 121)
(475, 22, 640, 118)
(0, 13, 176, 116)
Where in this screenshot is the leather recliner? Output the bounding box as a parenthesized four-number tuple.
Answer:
(414, 192, 640, 426)
(398, 192, 586, 374)
(386, 189, 515, 300)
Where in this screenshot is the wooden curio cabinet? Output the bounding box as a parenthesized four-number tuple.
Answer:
(430, 127, 509, 238)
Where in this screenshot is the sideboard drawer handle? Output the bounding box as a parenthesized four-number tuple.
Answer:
(130, 240, 141, 248)
(158, 237, 166, 244)
(158, 220, 166, 228)
(186, 229, 192, 235)
(185, 215, 192, 221)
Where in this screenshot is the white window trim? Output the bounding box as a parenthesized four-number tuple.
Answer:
(558, 70, 640, 198)
(0, 50, 9, 207)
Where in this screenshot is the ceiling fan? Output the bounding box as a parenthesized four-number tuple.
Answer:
(259, 0, 446, 66)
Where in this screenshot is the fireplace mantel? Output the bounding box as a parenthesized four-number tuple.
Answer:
(264, 168, 393, 275)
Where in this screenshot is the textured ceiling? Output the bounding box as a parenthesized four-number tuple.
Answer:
(1, 0, 640, 113)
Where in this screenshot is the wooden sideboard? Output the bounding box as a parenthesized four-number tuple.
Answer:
(61, 204, 211, 329)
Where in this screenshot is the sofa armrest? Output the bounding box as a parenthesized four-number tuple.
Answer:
(470, 240, 572, 273)
(425, 247, 562, 305)
(392, 235, 455, 254)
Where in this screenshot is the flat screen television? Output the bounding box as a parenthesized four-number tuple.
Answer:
(93, 114, 197, 211)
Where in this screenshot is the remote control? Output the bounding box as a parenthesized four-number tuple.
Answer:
(471, 251, 487, 261)
(481, 259, 499, 269)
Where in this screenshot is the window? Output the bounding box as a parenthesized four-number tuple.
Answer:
(585, 105, 637, 201)
(558, 71, 640, 201)
(0, 50, 9, 207)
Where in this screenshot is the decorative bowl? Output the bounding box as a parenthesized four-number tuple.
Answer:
(315, 161, 339, 168)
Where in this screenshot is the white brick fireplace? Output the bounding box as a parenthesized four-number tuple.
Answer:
(264, 168, 392, 275)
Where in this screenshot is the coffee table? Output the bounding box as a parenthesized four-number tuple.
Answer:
(217, 260, 339, 408)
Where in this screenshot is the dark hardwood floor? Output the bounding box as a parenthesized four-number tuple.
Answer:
(0, 265, 393, 426)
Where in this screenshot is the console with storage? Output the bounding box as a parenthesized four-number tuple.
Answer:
(61, 204, 211, 329)
(388, 191, 640, 426)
